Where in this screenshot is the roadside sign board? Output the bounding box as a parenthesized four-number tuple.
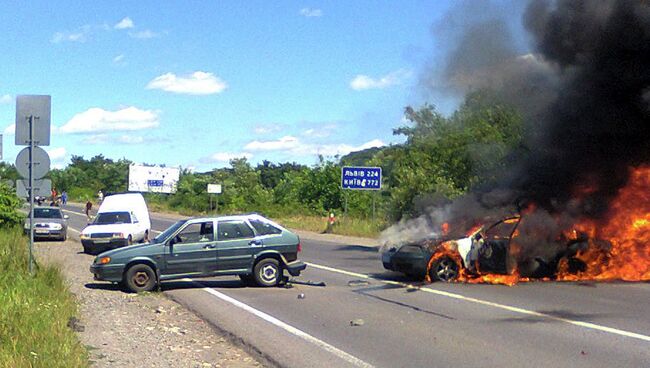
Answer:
(15, 146, 50, 179)
(207, 184, 222, 194)
(15, 95, 51, 146)
(16, 179, 52, 198)
(341, 166, 382, 190)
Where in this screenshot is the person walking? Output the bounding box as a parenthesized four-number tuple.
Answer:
(85, 200, 93, 221)
(61, 191, 68, 205)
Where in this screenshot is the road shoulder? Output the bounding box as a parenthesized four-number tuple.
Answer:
(33, 239, 263, 368)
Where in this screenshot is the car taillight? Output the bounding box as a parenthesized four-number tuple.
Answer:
(297, 242, 302, 253)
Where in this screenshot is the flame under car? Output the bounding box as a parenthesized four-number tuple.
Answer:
(382, 217, 587, 283)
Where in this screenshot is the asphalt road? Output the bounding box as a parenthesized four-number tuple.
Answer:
(61, 203, 650, 368)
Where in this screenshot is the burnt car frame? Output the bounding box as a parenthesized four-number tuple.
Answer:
(382, 216, 586, 282)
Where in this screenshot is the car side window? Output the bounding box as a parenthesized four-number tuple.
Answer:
(175, 222, 214, 244)
(485, 218, 519, 239)
(249, 219, 282, 236)
(217, 221, 255, 240)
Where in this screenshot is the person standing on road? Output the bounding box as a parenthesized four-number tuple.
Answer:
(97, 190, 104, 202)
(61, 191, 68, 205)
(85, 200, 93, 220)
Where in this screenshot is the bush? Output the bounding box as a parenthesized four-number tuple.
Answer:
(0, 183, 24, 228)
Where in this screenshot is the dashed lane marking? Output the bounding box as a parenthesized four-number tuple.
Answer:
(306, 262, 650, 343)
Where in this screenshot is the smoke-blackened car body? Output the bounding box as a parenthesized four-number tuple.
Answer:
(382, 216, 588, 283)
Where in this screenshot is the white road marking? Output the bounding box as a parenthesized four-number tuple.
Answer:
(306, 262, 650, 343)
(182, 279, 374, 368)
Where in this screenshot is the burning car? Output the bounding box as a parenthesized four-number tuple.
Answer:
(382, 216, 589, 284)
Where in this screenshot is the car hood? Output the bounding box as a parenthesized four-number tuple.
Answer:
(82, 223, 134, 235)
(96, 241, 163, 260)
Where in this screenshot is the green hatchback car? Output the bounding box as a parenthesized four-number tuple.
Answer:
(90, 214, 306, 292)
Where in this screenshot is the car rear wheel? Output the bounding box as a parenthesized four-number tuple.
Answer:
(430, 257, 460, 282)
(253, 258, 281, 287)
(124, 264, 157, 293)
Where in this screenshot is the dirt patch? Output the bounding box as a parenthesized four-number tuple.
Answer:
(33, 239, 264, 368)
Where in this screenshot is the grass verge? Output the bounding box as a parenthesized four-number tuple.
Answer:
(0, 228, 88, 368)
(276, 214, 386, 238)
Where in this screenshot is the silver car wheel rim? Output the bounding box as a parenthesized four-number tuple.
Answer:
(134, 271, 149, 287)
(261, 265, 277, 282)
(436, 259, 458, 281)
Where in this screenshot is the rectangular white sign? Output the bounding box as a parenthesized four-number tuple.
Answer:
(207, 184, 222, 194)
(128, 164, 180, 194)
(15, 95, 51, 146)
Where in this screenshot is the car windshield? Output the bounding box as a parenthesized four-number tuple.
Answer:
(94, 212, 131, 225)
(33, 208, 62, 219)
(153, 220, 187, 243)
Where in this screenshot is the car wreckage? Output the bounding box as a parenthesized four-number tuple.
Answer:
(382, 216, 590, 283)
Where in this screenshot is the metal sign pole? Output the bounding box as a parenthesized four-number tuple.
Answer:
(28, 115, 35, 275)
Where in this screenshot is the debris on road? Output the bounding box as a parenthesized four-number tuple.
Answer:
(347, 279, 370, 287)
(350, 318, 365, 327)
(297, 293, 306, 299)
(287, 278, 326, 287)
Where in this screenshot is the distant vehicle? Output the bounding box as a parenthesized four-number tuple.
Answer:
(81, 192, 151, 255)
(24, 206, 69, 241)
(382, 216, 587, 282)
(90, 213, 306, 292)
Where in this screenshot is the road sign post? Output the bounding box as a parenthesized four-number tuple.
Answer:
(15, 95, 51, 275)
(207, 184, 222, 213)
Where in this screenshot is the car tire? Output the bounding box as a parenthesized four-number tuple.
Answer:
(60, 232, 67, 242)
(124, 264, 157, 293)
(239, 274, 256, 286)
(429, 256, 460, 282)
(253, 258, 281, 287)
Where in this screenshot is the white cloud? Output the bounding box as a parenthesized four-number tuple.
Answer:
(114, 17, 134, 30)
(302, 123, 338, 138)
(0, 94, 12, 104)
(113, 54, 125, 64)
(46, 147, 68, 169)
(244, 135, 385, 157)
(300, 8, 323, 17)
(201, 152, 253, 163)
(146, 71, 227, 95)
(51, 25, 93, 43)
(60, 106, 159, 134)
(244, 136, 299, 151)
(47, 147, 67, 161)
(293, 139, 386, 156)
(3, 124, 15, 135)
(254, 124, 283, 135)
(82, 134, 109, 144)
(350, 69, 411, 90)
(117, 135, 144, 144)
(129, 30, 158, 39)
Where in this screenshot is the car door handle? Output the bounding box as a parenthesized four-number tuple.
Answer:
(203, 244, 216, 249)
(249, 240, 262, 246)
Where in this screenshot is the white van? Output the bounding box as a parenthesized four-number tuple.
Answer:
(81, 192, 151, 255)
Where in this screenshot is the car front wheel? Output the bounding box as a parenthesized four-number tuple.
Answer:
(430, 257, 460, 282)
(124, 264, 157, 293)
(253, 258, 281, 287)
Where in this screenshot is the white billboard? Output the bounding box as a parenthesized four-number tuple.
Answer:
(128, 164, 180, 194)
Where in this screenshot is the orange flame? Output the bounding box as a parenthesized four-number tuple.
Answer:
(424, 166, 650, 285)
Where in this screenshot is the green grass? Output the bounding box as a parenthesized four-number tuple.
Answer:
(0, 228, 88, 368)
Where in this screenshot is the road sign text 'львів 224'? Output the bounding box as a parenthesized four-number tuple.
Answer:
(341, 166, 382, 190)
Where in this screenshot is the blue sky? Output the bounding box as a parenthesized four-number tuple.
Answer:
(0, 1, 527, 171)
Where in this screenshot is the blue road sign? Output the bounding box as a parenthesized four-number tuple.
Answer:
(341, 166, 382, 190)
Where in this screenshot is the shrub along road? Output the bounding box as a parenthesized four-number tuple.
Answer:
(62, 203, 650, 368)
